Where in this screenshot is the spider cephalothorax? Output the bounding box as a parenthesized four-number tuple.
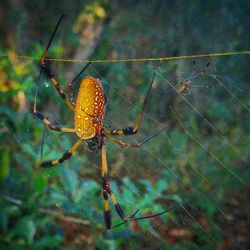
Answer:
(85, 136, 102, 153)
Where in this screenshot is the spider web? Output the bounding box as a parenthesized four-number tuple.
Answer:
(98, 60, 248, 242)
(34, 56, 249, 249)
(1, 2, 249, 249)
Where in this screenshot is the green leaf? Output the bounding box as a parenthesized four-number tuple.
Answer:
(208, 103, 233, 121)
(0, 147, 10, 181)
(75, 180, 99, 202)
(33, 172, 47, 192)
(155, 179, 168, 193)
(14, 153, 32, 172)
(0, 105, 16, 123)
(34, 235, 63, 249)
(122, 177, 138, 194)
(138, 219, 150, 230)
(10, 217, 36, 245)
(48, 191, 68, 206)
(0, 204, 20, 233)
(61, 167, 79, 199)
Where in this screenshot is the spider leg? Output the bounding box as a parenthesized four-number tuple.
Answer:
(188, 59, 211, 80)
(111, 203, 178, 229)
(40, 139, 83, 168)
(33, 109, 75, 133)
(101, 140, 126, 229)
(39, 14, 74, 111)
(34, 71, 74, 133)
(68, 62, 91, 106)
(101, 140, 112, 228)
(202, 59, 211, 74)
(103, 73, 156, 136)
(40, 60, 75, 111)
(105, 127, 167, 148)
(101, 138, 177, 229)
(101, 138, 151, 228)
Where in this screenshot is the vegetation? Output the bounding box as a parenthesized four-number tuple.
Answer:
(0, 1, 249, 249)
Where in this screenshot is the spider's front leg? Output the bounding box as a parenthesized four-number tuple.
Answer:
(103, 73, 156, 136)
(39, 14, 74, 111)
(33, 109, 75, 133)
(67, 62, 91, 106)
(39, 59, 75, 111)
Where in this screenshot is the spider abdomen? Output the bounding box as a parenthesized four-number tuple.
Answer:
(74, 77, 105, 139)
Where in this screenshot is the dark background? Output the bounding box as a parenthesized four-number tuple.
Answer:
(0, 0, 249, 249)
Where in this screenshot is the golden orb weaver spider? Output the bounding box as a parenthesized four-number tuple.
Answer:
(33, 15, 177, 229)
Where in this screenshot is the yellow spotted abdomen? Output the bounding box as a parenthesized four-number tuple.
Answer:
(74, 77, 105, 139)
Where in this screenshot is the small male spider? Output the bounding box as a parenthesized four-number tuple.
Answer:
(33, 15, 176, 229)
(177, 60, 211, 94)
(164, 60, 211, 95)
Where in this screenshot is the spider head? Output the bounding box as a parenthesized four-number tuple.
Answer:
(85, 136, 102, 153)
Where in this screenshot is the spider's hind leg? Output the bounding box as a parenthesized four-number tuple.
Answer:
(101, 139, 139, 229)
(101, 136, 178, 229)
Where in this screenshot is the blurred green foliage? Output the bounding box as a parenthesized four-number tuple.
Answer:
(0, 0, 249, 249)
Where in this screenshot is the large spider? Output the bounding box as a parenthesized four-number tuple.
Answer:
(33, 15, 176, 229)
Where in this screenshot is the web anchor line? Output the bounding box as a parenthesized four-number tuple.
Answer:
(1, 51, 249, 63)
